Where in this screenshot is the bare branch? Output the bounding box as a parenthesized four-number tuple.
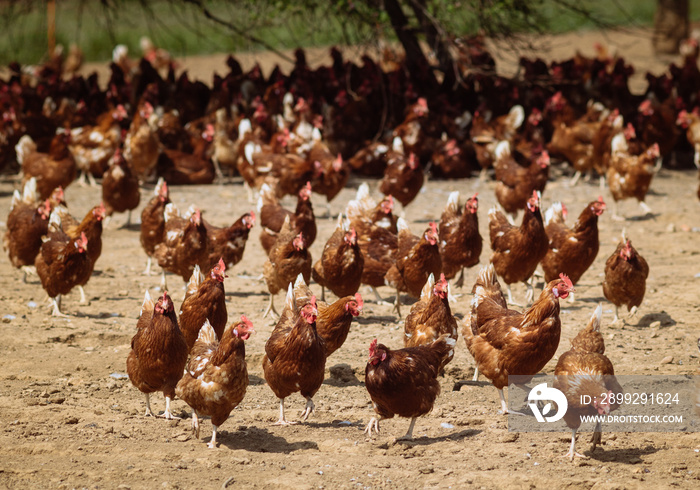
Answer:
(181, 0, 294, 63)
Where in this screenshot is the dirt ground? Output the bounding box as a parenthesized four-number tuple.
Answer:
(1, 28, 699, 490)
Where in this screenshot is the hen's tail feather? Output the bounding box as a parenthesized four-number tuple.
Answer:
(446, 190, 460, 213)
(153, 177, 166, 197)
(196, 319, 218, 345)
(356, 182, 370, 202)
(544, 202, 564, 226)
(48, 207, 62, 234)
(22, 177, 38, 204)
(469, 264, 507, 335)
(257, 182, 276, 213)
(345, 182, 373, 221)
(10, 190, 21, 211)
(430, 333, 457, 371)
(140, 289, 153, 318)
(163, 202, 180, 223)
(186, 265, 204, 297)
(293, 273, 313, 308)
(590, 303, 602, 332)
(420, 273, 435, 300)
(473, 263, 498, 292)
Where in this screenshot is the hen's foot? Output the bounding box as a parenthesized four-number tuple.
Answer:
(364, 417, 379, 437)
(300, 398, 315, 421)
(191, 411, 200, 438)
(157, 411, 181, 420)
(564, 450, 588, 461)
(454, 269, 465, 289)
(50, 297, 69, 317)
(207, 426, 218, 449)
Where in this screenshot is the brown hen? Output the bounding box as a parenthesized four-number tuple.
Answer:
(312, 215, 364, 300)
(602, 235, 649, 324)
(463, 265, 574, 414)
(438, 191, 482, 288)
(488, 190, 548, 305)
(554, 304, 622, 460)
(262, 216, 312, 318)
(384, 220, 442, 317)
(262, 288, 325, 424)
(127, 291, 188, 419)
(176, 316, 253, 448)
(403, 273, 459, 372)
(542, 198, 606, 287)
(178, 260, 228, 352)
(364, 334, 456, 440)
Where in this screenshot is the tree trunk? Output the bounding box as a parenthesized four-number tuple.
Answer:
(407, 0, 457, 92)
(652, 0, 689, 54)
(383, 0, 440, 95)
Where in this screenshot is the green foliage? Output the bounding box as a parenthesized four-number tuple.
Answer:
(0, 0, 696, 66)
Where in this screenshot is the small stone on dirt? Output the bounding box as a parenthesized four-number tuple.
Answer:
(500, 433, 519, 443)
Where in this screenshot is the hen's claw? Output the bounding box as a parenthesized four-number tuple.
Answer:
(157, 396, 181, 420)
(300, 397, 315, 421)
(563, 450, 588, 461)
(364, 417, 380, 437)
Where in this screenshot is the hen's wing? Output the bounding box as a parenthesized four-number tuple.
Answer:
(488, 207, 516, 249)
(264, 284, 297, 362)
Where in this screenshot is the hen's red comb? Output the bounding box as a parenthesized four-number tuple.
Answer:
(217, 257, 226, 272)
(354, 292, 363, 309)
(558, 273, 573, 289)
(369, 338, 378, 354)
(240, 314, 253, 329)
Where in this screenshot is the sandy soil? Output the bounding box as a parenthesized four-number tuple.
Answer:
(1, 28, 699, 490)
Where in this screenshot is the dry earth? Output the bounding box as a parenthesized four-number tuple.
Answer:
(1, 28, 699, 490)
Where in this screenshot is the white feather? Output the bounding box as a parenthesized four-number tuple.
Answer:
(140, 290, 153, 318)
(591, 304, 603, 332)
(10, 190, 21, 211)
(420, 273, 435, 300)
(244, 141, 258, 165)
(611, 133, 628, 155)
(507, 105, 525, 130)
(294, 273, 307, 289)
(163, 203, 180, 223)
(238, 118, 252, 139)
(495, 140, 511, 161)
(446, 190, 460, 211)
(197, 319, 219, 345)
(285, 282, 296, 313)
(22, 177, 38, 204)
(396, 217, 410, 233)
(153, 177, 165, 197)
(544, 202, 564, 225)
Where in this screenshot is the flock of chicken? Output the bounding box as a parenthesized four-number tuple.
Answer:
(3, 35, 697, 459)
